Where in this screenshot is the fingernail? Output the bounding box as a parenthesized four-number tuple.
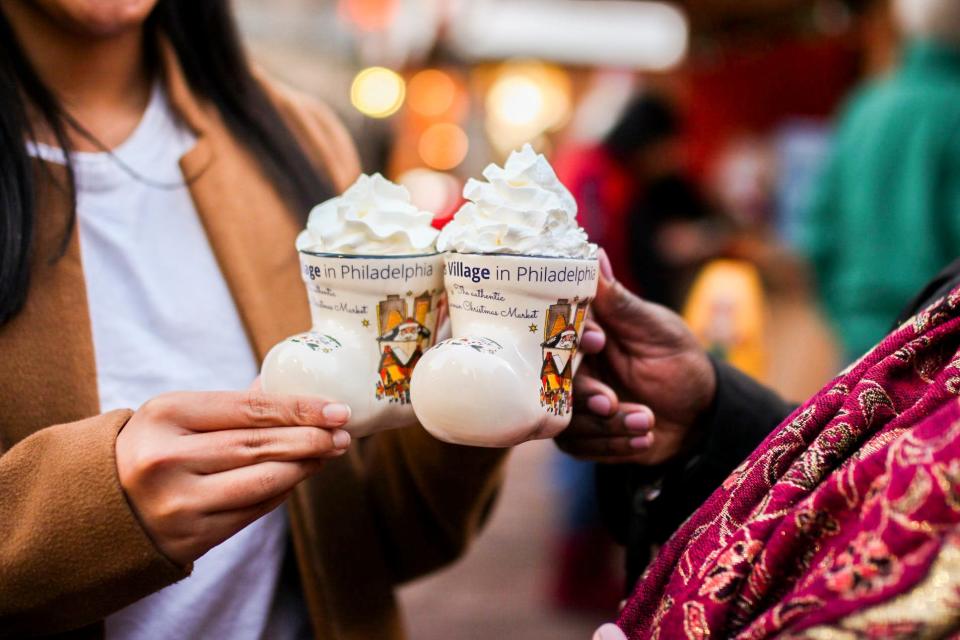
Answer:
(332, 429, 351, 449)
(322, 403, 351, 425)
(580, 329, 605, 353)
(624, 412, 651, 432)
(599, 250, 614, 281)
(630, 435, 652, 449)
(587, 394, 612, 416)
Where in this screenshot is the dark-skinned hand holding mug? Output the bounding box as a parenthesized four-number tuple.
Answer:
(556, 250, 716, 466)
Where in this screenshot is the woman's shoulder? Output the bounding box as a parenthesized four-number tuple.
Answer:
(254, 70, 362, 191)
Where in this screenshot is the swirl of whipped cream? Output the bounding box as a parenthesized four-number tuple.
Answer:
(437, 144, 597, 259)
(296, 173, 439, 255)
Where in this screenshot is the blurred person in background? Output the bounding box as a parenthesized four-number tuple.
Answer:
(0, 1, 504, 638)
(628, 172, 718, 311)
(564, 250, 960, 639)
(556, 93, 689, 297)
(806, 0, 960, 363)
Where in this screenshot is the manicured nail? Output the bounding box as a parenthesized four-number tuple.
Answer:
(630, 435, 653, 449)
(624, 412, 651, 432)
(331, 429, 351, 449)
(599, 250, 614, 281)
(587, 394, 612, 416)
(322, 403, 351, 425)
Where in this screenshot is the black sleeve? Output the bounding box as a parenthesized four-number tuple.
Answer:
(597, 358, 795, 588)
(893, 257, 960, 326)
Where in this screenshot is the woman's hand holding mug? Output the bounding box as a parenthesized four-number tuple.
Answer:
(115, 391, 352, 565)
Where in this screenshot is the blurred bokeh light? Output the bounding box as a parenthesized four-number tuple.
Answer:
(485, 61, 572, 154)
(418, 122, 470, 171)
(450, 0, 688, 69)
(350, 66, 406, 118)
(407, 68, 458, 119)
(337, 0, 399, 31)
(488, 74, 544, 127)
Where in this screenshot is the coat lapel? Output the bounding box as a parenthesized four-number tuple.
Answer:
(0, 165, 100, 448)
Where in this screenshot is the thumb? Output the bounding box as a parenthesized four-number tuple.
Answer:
(592, 249, 692, 348)
(592, 250, 656, 332)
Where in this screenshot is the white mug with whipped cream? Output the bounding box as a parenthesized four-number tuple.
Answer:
(411, 145, 599, 447)
(261, 174, 444, 437)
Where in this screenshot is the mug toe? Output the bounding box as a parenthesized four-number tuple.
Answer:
(410, 338, 543, 447)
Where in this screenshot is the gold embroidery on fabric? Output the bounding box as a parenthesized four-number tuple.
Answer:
(849, 427, 907, 463)
(824, 533, 900, 598)
(945, 376, 960, 395)
(828, 382, 851, 396)
(757, 596, 825, 638)
(698, 536, 763, 602)
(774, 407, 817, 444)
(914, 341, 953, 383)
(783, 423, 857, 491)
(933, 459, 960, 512)
(680, 521, 714, 583)
(650, 595, 673, 640)
(683, 601, 710, 640)
(647, 293, 960, 640)
(949, 288, 960, 308)
(892, 468, 933, 515)
(857, 383, 897, 427)
(796, 536, 960, 639)
(914, 301, 948, 333)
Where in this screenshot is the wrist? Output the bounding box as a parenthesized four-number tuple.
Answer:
(694, 353, 720, 424)
(672, 351, 719, 457)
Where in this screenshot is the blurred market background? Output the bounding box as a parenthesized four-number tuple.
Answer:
(234, 0, 902, 637)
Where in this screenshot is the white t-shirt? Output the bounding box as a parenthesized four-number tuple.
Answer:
(29, 83, 307, 639)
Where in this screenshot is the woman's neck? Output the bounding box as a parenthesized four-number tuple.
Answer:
(3, 2, 152, 151)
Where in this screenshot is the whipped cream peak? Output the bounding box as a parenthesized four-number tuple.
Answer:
(437, 144, 597, 259)
(296, 173, 439, 255)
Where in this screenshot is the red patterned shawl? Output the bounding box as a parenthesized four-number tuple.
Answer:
(618, 288, 960, 639)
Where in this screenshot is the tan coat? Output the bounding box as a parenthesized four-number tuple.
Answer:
(0, 43, 507, 639)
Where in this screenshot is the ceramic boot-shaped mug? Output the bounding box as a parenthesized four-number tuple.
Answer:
(261, 251, 444, 437)
(411, 252, 599, 447)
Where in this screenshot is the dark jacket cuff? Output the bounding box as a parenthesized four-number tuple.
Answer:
(597, 358, 794, 589)
(690, 357, 796, 491)
(648, 358, 794, 538)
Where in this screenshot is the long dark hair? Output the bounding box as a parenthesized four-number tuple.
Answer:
(0, 1, 332, 325)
